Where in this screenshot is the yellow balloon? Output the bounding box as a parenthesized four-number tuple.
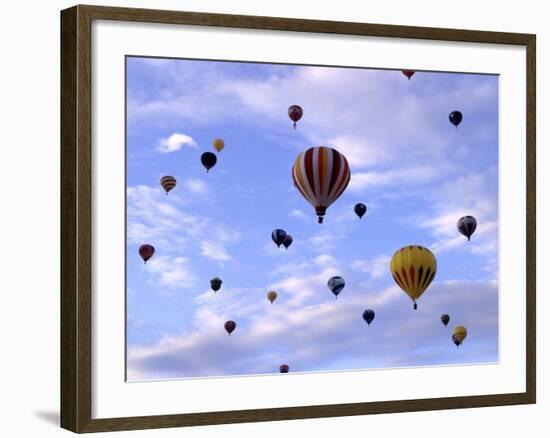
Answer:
(453, 326, 468, 344)
(390, 245, 437, 309)
(267, 290, 277, 304)
(213, 138, 225, 153)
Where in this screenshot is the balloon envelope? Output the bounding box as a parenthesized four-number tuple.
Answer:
(362, 309, 375, 326)
(288, 105, 303, 128)
(449, 110, 463, 127)
(453, 326, 467, 345)
(441, 314, 450, 326)
(279, 364, 289, 373)
(210, 277, 222, 292)
(224, 320, 236, 335)
(138, 244, 155, 263)
(282, 234, 293, 249)
(354, 203, 367, 219)
(272, 229, 287, 248)
(213, 138, 225, 153)
(327, 276, 345, 298)
(457, 215, 477, 241)
(160, 175, 176, 194)
(201, 152, 217, 172)
(390, 245, 437, 309)
(402, 70, 415, 79)
(292, 146, 351, 223)
(267, 290, 278, 303)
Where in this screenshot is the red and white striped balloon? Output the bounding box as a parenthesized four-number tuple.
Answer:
(292, 146, 351, 223)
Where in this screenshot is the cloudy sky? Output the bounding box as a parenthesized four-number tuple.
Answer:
(125, 56, 499, 381)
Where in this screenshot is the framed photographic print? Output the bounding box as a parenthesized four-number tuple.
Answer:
(60, 4, 536, 433)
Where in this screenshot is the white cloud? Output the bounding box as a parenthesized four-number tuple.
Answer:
(200, 241, 231, 262)
(349, 166, 440, 192)
(155, 133, 197, 153)
(145, 256, 196, 289)
(288, 208, 309, 222)
(184, 178, 207, 194)
(352, 255, 390, 279)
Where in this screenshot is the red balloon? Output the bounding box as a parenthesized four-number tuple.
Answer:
(402, 70, 415, 80)
(224, 320, 236, 335)
(138, 244, 155, 263)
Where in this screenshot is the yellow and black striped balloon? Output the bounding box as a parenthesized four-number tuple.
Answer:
(390, 245, 437, 309)
(160, 175, 176, 194)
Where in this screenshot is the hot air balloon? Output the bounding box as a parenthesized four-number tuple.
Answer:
(292, 146, 351, 224)
(441, 314, 450, 326)
(327, 276, 345, 299)
(452, 326, 467, 347)
(224, 320, 236, 335)
(390, 245, 437, 310)
(138, 244, 155, 263)
(288, 105, 303, 129)
(362, 309, 375, 326)
(354, 203, 367, 219)
(280, 364, 289, 373)
(160, 175, 176, 194)
(213, 138, 225, 153)
(449, 110, 463, 128)
(282, 234, 293, 250)
(402, 70, 415, 80)
(267, 290, 278, 304)
(457, 215, 477, 241)
(272, 229, 287, 248)
(210, 277, 222, 293)
(201, 152, 217, 172)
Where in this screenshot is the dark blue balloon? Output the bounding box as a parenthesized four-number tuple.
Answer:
(362, 309, 375, 326)
(282, 234, 293, 249)
(279, 364, 289, 373)
(354, 203, 367, 219)
(441, 314, 450, 326)
(449, 110, 463, 128)
(327, 276, 345, 298)
(272, 229, 287, 248)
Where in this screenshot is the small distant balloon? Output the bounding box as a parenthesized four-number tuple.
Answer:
(282, 234, 293, 250)
(160, 175, 176, 194)
(441, 314, 450, 326)
(452, 326, 468, 347)
(213, 138, 225, 153)
(457, 215, 477, 241)
(402, 70, 415, 80)
(272, 229, 287, 248)
(201, 152, 217, 172)
(138, 244, 155, 263)
(267, 290, 278, 304)
(449, 110, 463, 128)
(327, 276, 345, 299)
(279, 364, 289, 373)
(354, 203, 367, 219)
(210, 277, 222, 293)
(288, 105, 303, 129)
(224, 320, 236, 335)
(362, 309, 375, 326)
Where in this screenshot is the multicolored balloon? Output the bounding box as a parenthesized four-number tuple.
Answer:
(457, 215, 477, 241)
(402, 70, 415, 80)
(138, 244, 155, 264)
(390, 245, 437, 310)
(354, 203, 367, 219)
(213, 138, 225, 153)
(288, 105, 303, 129)
(224, 320, 236, 335)
(272, 229, 287, 248)
(327, 276, 345, 299)
(267, 290, 278, 304)
(441, 314, 450, 326)
(201, 152, 217, 172)
(282, 234, 293, 250)
(362, 309, 375, 326)
(160, 175, 176, 194)
(452, 326, 467, 347)
(292, 146, 351, 223)
(279, 364, 289, 373)
(210, 277, 222, 293)
(449, 110, 463, 128)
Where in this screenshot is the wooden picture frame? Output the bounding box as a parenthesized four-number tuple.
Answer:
(61, 4, 536, 433)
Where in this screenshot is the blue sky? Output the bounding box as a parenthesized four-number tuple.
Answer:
(125, 57, 499, 381)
